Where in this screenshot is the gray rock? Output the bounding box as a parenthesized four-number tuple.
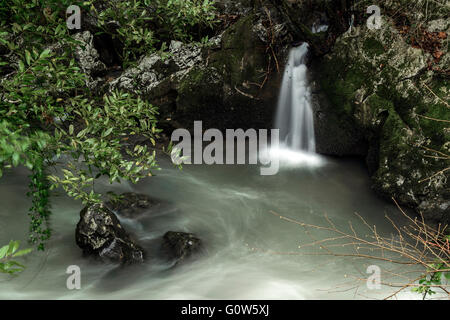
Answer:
(109, 41, 202, 96)
(215, 0, 254, 16)
(73, 31, 106, 76)
(427, 19, 450, 33)
(75, 203, 145, 264)
(73, 31, 107, 90)
(207, 34, 223, 50)
(252, 18, 286, 44)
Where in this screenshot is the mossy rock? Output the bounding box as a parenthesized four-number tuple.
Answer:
(314, 16, 449, 223)
(175, 66, 226, 129)
(209, 14, 268, 88)
(174, 14, 279, 130)
(363, 38, 385, 57)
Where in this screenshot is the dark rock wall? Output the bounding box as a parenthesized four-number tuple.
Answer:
(312, 15, 449, 223)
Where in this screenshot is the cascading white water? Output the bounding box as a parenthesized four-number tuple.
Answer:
(275, 43, 316, 152)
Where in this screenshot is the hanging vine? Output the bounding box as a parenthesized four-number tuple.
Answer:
(27, 157, 51, 251)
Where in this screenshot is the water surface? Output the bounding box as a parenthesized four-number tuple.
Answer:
(0, 154, 419, 299)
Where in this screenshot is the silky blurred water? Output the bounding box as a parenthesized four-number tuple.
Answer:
(0, 154, 422, 300)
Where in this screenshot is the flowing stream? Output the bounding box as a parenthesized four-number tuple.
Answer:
(0, 156, 420, 299)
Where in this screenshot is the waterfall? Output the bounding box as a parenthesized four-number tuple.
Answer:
(261, 26, 327, 167)
(275, 43, 316, 153)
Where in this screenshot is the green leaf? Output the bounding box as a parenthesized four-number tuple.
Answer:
(25, 50, 31, 65)
(102, 127, 113, 137)
(0, 245, 8, 259)
(7, 240, 19, 255)
(12, 248, 32, 258)
(12, 152, 20, 166)
(39, 49, 51, 59)
(77, 128, 87, 138)
(18, 60, 25, 73)
(7, 260, 25, 269)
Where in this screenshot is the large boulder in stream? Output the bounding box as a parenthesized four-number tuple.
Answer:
(76, 203, 145, 264)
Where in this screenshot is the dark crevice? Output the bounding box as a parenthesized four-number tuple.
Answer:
(93, 33, 123, 70)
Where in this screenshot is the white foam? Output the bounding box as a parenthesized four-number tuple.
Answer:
(260, 146, 325, 168)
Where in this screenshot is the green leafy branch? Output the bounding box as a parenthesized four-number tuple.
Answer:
(0, 241, 32, 275)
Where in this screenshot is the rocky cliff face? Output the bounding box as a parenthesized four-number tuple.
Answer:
(70, 1, 289, 132)
(108, 11, 287, 132)
(73, 0, 350, 132)
(313, 16, 449, 223)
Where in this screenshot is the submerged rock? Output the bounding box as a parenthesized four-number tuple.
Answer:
(75, 203, 145, 264)
(105, 192, 159, 218)
(161, 231, 202, 264)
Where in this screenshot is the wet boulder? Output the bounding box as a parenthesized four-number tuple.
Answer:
(105, 192, 159, 218)
(75, 203, 145, 264)
(161, 231, 202, 264)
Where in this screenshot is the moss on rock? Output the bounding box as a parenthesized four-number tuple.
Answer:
(363, 38, 385, 57)
(209, 14, 268, 88)
(174, 14, 279, 130)
(315, 16, 449, 223)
